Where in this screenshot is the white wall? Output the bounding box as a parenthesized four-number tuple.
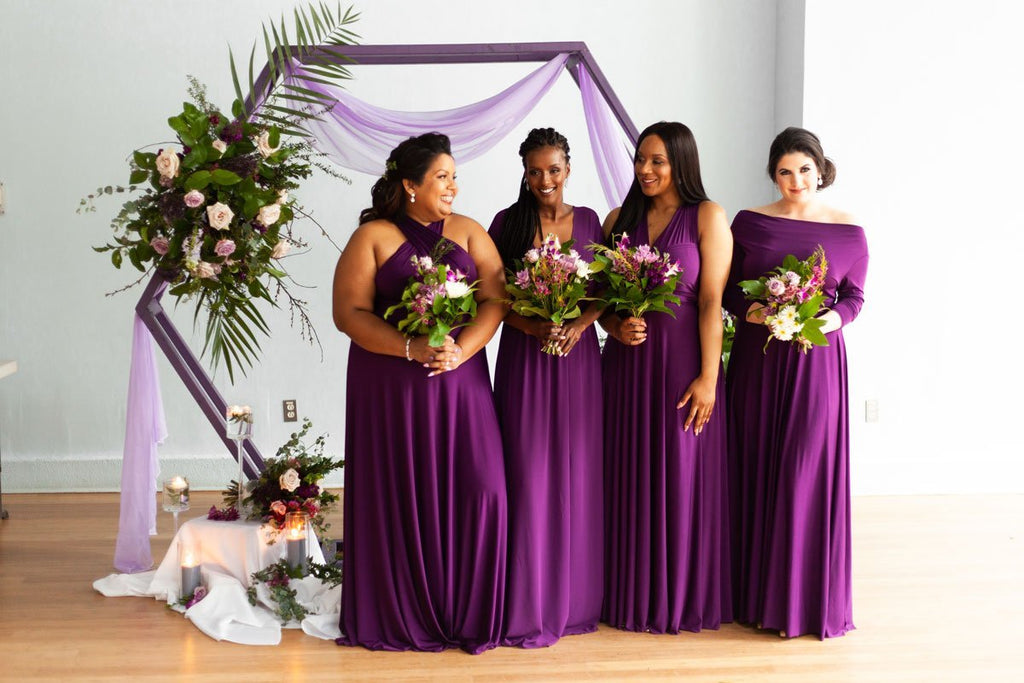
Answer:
(0, 0, 779, 491)
(802, 1, 1024, 493)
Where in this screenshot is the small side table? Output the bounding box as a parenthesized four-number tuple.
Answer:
(0, 359, 16, 520)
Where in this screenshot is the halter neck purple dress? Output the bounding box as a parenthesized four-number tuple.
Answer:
(337, 215, 507, 654)
(725, 209, 868, 639)
(602, 203, 732, 633)
(488, 206, 604, 648)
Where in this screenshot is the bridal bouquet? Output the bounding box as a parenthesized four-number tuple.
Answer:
(384, 243, 479, 347)
(504, 233, 597, 354)
(222, 419, 343, 539)
(738, 244, 829, 352)
(588, 232, 682, 318)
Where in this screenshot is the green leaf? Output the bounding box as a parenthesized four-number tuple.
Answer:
(211, 169, 243, 186)
(168, 115, 190, 137)
(111, 250, 123, 269)
(184, 170, 212, 191)
(129, 169, 149, 184)
(133, 151, 156, 169)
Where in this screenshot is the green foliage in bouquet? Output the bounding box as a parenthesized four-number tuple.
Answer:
(223, 418, 343, 539)
(84, 3, 360, 382)
(588, 233, 682, 318)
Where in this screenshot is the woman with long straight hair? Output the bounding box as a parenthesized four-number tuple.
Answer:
(600, 121, 733, 633)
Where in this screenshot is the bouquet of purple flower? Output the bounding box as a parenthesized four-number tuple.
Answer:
(384, 246, 479, 347)
(588, 232, 683, 318)
(504, 233, 597, 354)
(738, 244, 829, 352)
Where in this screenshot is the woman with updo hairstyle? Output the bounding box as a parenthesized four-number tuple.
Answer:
(725, 126, 869, 639)
(332, 132, 508, 653)
(599, 121, 734, 634)
(488, 127, 604, 647)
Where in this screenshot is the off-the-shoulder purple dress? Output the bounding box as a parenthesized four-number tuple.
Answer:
(602, 203, 732, 633)
(338, 215, 507, 654)
(489, 206, 604, 648)
(725, 209, 869, 639)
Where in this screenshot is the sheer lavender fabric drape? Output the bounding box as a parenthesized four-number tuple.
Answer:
(289, 54, 633, 207)
(575, 63, 633, 208)
(114, 306, 167, 572)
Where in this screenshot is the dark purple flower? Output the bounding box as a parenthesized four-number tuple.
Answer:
(220, 120, 244, 143)
(295, 484, 320, 498)
(209, 114, 221, 126)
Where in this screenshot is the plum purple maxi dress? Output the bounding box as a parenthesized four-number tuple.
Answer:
(337, 215, 507, 654)
(725, 210, 868, 639)
(488, 206, 605, 648)
(602, 203, 732, 633)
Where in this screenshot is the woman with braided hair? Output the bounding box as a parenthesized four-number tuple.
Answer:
(488, 127, 604, 647)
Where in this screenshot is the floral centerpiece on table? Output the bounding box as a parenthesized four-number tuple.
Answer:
(738, 244, 830, 352)
(504, 233, 597, 355)
(588, 232, 683, 318)
(83, 3, 359, 382)
(220, 418, 343, 540)
(384, 241, 479, 347)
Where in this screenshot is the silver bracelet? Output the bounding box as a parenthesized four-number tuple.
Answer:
(404, 337, 412, 361)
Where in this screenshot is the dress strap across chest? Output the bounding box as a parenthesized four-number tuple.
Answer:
(395, 214, 445, 256)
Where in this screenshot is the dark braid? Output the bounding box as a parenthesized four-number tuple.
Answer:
(494, 127, 571, 269)
(359, 132, 452, 224)
(610, 121, 709, 242)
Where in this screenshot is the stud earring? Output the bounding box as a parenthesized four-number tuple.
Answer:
(409, 191, 416, 204)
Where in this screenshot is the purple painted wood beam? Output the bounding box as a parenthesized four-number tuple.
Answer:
(251, 41, 639, 143)
(135, 274, 264, 478)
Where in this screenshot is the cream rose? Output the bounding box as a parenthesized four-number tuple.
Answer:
(256, 130, 280, 158)
(256, 203, 281, 227)
(276, 189, 289, 205)
(206, 202, 234, 230)
(279, 468, 301, 493)
(155, 148, 180, 179)
(211, 139, 228, 154)
(270, 240, 291, 259)
(195, 261, 219, 279)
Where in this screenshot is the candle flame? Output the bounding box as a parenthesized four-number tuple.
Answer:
(182, 550, 198, 567)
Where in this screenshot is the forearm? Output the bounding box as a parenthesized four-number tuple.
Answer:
(697, 300, 724, 378)
(337, 308, 407, 358)
(502, 310, 537, 336)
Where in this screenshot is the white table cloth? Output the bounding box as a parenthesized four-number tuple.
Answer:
(94, 516, 343, 645)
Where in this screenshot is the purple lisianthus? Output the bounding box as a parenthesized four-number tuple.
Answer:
(151, 236, 170, 255)
(185, 585, 208, 608)
(184, 190, 205, 208)
(514, 269, 531, 288)
(214, 238, 236, 257)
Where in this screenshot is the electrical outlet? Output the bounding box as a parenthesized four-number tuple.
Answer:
(864, 399, 879, 423)
(283, 399, 297, 422)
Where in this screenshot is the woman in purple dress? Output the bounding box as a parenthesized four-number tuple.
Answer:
(600, 121, 733, 633)
(488, 128, 604, 647)
(726, 127, 869, 639)
(332, 133, 508, 654)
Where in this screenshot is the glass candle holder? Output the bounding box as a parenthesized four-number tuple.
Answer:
(162, 476, 190, 513)
(284, 511, 308, 574)
(179, 541, 202, 599)
(225, 405, 253, 510)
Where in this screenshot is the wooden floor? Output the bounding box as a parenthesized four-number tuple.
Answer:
(0, 492, 1021, 682)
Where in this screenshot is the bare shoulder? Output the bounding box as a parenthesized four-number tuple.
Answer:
(826, 206, 858, 225)
(697, 200, 727, 222)
(601, 206, 622, 237)
(747, 202, 780, 217)
(347, 218, 401, 249)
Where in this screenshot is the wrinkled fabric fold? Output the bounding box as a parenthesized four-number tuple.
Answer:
(113, 308, 167, 573)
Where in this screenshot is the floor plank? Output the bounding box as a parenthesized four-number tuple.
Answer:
(0, 492, 1021, 681)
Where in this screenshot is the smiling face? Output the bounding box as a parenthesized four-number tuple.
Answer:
(634, 134, 674, 198)
(405, 153, 458, 221)
(773, 152, 819, 204)
(524, 145, 570, 209)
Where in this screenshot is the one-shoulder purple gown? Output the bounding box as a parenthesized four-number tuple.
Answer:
(338, 216, 507, 654)
(602, 203, 732, 633)
(489, 206, 604, 648)
(725, 210, 868, 639)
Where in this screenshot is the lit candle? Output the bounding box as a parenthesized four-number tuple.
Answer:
(284, 512, 308, 574)
(179, 546, 201, 598)
(162, 476, 190, 512)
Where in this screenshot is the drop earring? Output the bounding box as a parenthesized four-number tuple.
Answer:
(817, 177, 823, 187)
(409, 191, 416, 204)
